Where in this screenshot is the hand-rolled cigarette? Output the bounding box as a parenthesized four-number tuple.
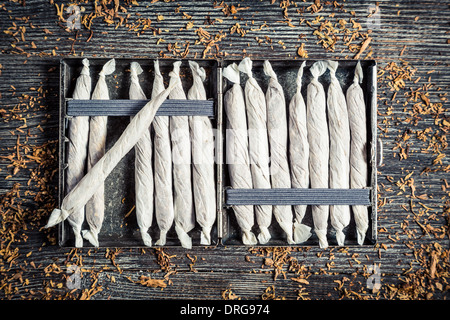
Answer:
(129, 62, 153, 247)
(83, 58, 115, 247)
(169, 61, 195, 249)
(45, 78, 180, 230)
(187, 61, 216, 245)
(288, 61, 312, 244)
(346, 61, 369, 245)
(152, 60, 175, 247)
(307, 61, 329, 249)
(66, 58, 91, 248)
(223, 63, 257, 245)
(263, 60, 295, 245)
(238, 57, 272, 244)
(327, 60, 351, 246)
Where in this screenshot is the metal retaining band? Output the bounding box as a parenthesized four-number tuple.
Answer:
(66, 99, 215, 117)
(225, 188, 371, 206)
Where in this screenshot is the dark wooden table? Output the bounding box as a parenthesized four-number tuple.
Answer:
(0, 0, 449, 302)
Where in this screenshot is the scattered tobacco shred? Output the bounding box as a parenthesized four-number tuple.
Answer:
(127, 274, 167, 289)
(261, 285, 285, 300)
(222, 287, 240, 300)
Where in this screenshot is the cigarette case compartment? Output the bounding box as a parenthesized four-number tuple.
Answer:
(58, 58, 378, 248)
(219, 59, 378, 247)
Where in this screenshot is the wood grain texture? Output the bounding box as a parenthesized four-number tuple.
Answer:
(0, 0, 449, 301)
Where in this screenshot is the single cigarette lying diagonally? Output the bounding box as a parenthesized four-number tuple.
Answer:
(45, 78, 180, 230)
(66, 58, 91, 248)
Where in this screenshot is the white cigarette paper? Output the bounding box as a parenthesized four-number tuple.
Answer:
(327, 61, 351, 246)
(187, 61, 216, 245)
(263, 60, 294, 244)
(129, 62, 153, 247)
(223, 63, 257, 245)
(288, 61, 312, 244)
(307, 61, 329, 249)
(45, 79, 180, 231)
(346, 61, 369, 245)
(66, 58, 91, 248)
(238, 57, 272, 244)
(83, 58, 115, 247)
(169, 61, 194, 249)
(152, 60, 175, 246)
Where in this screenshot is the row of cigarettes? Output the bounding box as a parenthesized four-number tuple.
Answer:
(223, 58, 369, 248)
